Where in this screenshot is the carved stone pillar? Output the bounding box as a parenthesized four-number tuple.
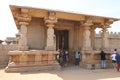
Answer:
(82, 21, 92, 51)
(101, 27, 109, 50)
(20, 23, 28, 46)
(91, 26, 96, 50)
(17, 8, 31, 51)
(45, 24, 56, 50)
(45, 11, 57, 51)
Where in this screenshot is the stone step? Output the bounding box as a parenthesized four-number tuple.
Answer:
(5, 64, 61, 72)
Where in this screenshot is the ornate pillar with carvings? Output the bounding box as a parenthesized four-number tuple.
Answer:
(91, 26, 96, 50)
(45, 11, 57, 51)
(17, 8, 31, 51)
(101, 19, 114, 50)
(82, 20, 93, 51)
(101, 26, 109, 50)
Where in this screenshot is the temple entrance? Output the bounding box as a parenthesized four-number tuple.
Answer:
(55, 30, 69, 51)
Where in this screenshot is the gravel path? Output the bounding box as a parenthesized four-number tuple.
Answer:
(0, 66, 120, 80)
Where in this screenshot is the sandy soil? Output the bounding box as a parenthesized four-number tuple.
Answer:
(0, 66, 120, 80)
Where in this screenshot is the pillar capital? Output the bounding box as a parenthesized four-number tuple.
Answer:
(17, 16, 31, 26)
(44, 11, 57, 26)
(102, 27, 108, 33)
(17, 8, 31, 26)
(83, 16, 93, 27)
(101, 19, 114, 29)
(102, 25, 109, 30)
(84, 26, 91, 30)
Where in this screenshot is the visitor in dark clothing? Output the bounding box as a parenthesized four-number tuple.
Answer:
(100, 50, 106, 69)
(115, 52, 120, 72)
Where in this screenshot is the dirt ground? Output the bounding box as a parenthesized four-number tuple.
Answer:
(0, 66, 120, 80)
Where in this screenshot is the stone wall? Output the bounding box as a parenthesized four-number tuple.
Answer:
(95, 31, 120, 51)
(27, 18, 46, 50)
(0, 42, 18, 68)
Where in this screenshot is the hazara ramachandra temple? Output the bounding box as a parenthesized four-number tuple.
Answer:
(2, 5, 120, 72)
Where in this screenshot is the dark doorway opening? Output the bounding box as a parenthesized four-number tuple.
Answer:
(55, 30, 69, 51)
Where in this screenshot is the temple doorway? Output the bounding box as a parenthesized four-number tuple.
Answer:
(55, 29, 69, 51)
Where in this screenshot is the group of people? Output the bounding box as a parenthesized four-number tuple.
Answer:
(57, 48, 120, 72)
(57, 49, 69, 67)
(100, 49, 120, 72)
(57, 49, 81, 67)
(111, 49, 120, 72)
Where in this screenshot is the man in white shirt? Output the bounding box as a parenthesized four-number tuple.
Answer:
(111, 49, 117, 69)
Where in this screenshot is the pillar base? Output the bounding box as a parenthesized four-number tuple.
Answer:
(17, 45, 29, 51)
(82, 47, 92, 51)
(101, 47, 110, 51)
(45, 46, 56, 51)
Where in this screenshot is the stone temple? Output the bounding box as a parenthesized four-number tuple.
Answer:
(1, 5, 120, 72)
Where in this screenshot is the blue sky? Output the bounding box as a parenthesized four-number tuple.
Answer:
(0, 0, 120, 40)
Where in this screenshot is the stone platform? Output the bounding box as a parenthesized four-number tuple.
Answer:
(5, 50, 61, 72)
(80, 50, 113, 69)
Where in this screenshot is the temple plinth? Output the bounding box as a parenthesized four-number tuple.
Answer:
(5, 50, 60, 72)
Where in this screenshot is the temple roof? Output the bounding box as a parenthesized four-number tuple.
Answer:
(10, 5, 120, 29)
